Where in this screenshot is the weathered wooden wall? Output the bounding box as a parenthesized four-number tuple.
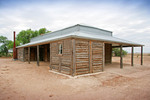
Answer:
(44, 44, 50, 62)
(17, 48, 24, 61)
(17, 45, 49, 62)
(50, 39, 72, 75)
(92, 41, 103, 72)
(24, 48, 28, 61)
(105, 43, 112, 64)
(75, 39, 103, 75)
(75, 40, 89, 75)
(49, 39, 103, 76)
(17, 38, 105, 76)
(30, 47, 37, 61)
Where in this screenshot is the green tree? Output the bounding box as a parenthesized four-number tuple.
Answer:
(8, 40, 20, 49)
(38, 28, 50, 35)
(112, 48, 127, 56)
(16, 28, 51, 45)
(0, 36, 12, 56)
(16, 29, 34, 45)
(31, 30, 39, 38)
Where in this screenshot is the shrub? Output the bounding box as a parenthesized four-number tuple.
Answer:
(112, 48, 127, 56)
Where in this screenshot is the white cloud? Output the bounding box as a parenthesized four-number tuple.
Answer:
(0, 1, 150, 53)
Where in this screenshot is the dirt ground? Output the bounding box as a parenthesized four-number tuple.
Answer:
(0, 55, 150, 100)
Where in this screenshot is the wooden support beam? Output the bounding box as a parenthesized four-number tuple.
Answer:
(37, 45, 39, 66)
(89, 41, 93, 73)
(102, 42, 105, 71)
(110, 44, 112, 64)
(72, 39, 76, 76)
(120, 45, 123, 69)
(141, 46, 143, 65)
(112, 45, 141, 48)
(28, 47, 30, 64)
(49, 43, 52, 70)
(131, 46, 134, 66)
(44, 45, 48, 61)
(23, 48, 25, 62)
(59, 57, 61, 72)
(112, 46, 132, 48)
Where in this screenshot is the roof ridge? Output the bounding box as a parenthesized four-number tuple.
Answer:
(31, 24, 112, 41)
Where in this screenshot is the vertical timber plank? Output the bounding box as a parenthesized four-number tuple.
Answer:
(70, 40, 73, 75)
(59, 57, 61, 72)
(37, 45, 39, 66)
(131, 46, 134, 66)
(110, 44, 112, 63)
(141, 46, 143, 65)
(72, 39, 76, 76)
(44, 45, 48, 61)
(89, 41, 93, 73)
(49, 43, 52, 70)
(28, 47, 30, 64)
(102, 42, 105, 71)
(120, 45, 123, 69)
(23, 48, 25, 61)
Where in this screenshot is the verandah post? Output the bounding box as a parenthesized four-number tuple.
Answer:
(28, 47, 30, 64)
(89, 41, 93, 73)
(141, 46, 143, 65)
(72, 39, 76, 76)
(49, 43, 52, 70)
(120, 45, 123, 69)
(102, 42, 105, 71)
(37, 45, 39, 66)
(131, 46, 134, 66)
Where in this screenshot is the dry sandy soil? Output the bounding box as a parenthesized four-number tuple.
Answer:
(0, 55, 150, 100)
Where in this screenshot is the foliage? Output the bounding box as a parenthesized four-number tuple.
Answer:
(16, 29, 34, 45)
(8, 40, 20, 49)
(112, 48, 128, 56)
(39, 28, 50, 35)
(0, 36, 12, 56)
(0, 28, 50, 57)
(16, 28, 50, 45)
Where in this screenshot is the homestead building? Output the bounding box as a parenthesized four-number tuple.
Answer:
(15, 24, 143, 76)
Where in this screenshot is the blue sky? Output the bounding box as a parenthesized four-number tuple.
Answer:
(0, 0, 150, 53)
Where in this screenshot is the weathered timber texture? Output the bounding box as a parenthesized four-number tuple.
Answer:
(44, 45, 48, 61)
(50, 39, 72, 75)
(75, 40, 89, 75)
(17, 48, 24, 61)
(141, 46, 143, 65)
(120, 45, 123, 68)
(30, 47, 37, 61)
(24, 45, 49, 62)
(75, 39, 103, 75)
(18, 38, 104, 76)
(89, 41, 92, 73)
(131, 46, 134, 66)
(28, 47, 30, 64)
(102, 43, 105, 71)
(49, 43, 52, 70)
(105, 44, 112, 64)
(37, 45, 39, 66)
(72, 39, 76, 76)
(18, 47, 31, 62)
(24, 48, 28, 61)
(92, 41, 103, 73)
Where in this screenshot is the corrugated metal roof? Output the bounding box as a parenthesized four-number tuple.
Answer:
(17, 24, 143, 48)
(30, 24, 112, 42)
